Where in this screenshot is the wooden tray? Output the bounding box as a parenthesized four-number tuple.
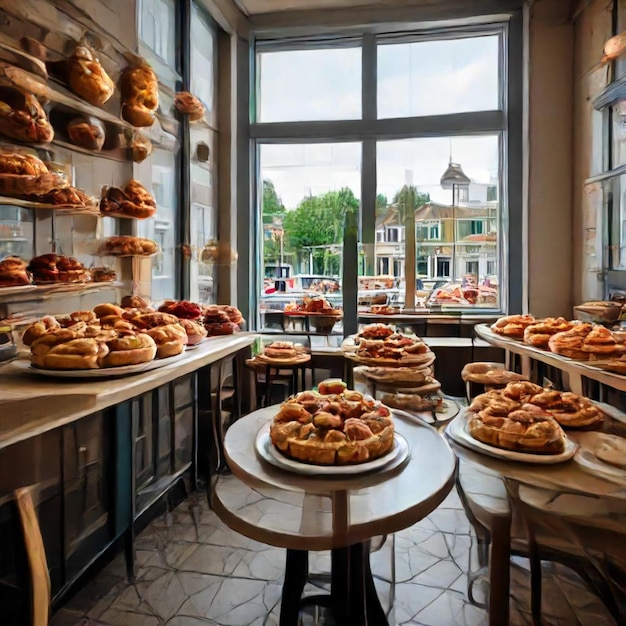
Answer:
(250, 353, 311, 366)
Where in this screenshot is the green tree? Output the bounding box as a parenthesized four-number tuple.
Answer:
(262, 179, 285, 266)
(392, 185, 430, 223)
(283, 187, 359, 274)
(375, 193, 388, 216)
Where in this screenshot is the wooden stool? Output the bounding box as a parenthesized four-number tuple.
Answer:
(245, 355, 311, 408)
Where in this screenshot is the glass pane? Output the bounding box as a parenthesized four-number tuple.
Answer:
(138, 0, 177, 67)
(257, 47, 362, 123)
(258, 143, 361, 330)
(0, 205, 33, 260)
(191, 2, 217, 127)
(138, 148, 178, 301)
(378, 35, 499, 119)
(376, 135, 500, 309)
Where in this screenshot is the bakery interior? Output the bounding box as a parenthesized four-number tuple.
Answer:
(1, 0, 626, 625)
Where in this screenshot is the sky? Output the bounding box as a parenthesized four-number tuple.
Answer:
(257, 35, 500, 209)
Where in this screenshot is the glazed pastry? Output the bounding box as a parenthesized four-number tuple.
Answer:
(99, 236, 158, 256)
(548, 324, 593, 360)
(67, 45, 115, 105)
(0, 256, 31, 286)
(526, 391, 604, 428)
(174, 91, 204, 121)
(523, 317, 574, 349)
(27, 254, 90, 283)
(100, 179, 157, 219)
(120, 63, 159, 127)
(0, 87, 53, 144)
(491, 314, 536, 339)
(461, 362, 527, 386)
(67, 116, 106, 151)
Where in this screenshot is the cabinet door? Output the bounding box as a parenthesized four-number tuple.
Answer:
(63, 412, 112, 578)
(133, 393, 155, 490)
(156, 385, 171, 478)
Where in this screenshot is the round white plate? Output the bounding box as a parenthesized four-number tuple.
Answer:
(28, 351, 186, 378)
(255, 422, 410, 476)
(572, 432, 626, 484)
(445, 413, 577, 464)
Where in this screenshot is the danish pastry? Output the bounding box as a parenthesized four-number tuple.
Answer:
(491, 314, 536, 339)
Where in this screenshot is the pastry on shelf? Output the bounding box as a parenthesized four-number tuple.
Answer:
(158, 299, 202, 320)
(178, 318, 207, 345)
(523, 317, 574, 349)
(98, 235, 158, 257)
(461, 362, 527, 386)
(269, 383, 394, 465)
(0, 86, 53, 144)
(66, 116, 106, 151)
(0, 152, 65, 197)
(27, 254, 90, 283)
(548, 323, 625, 360)
(66, 44, 115, 106)
(89, 266, 117, 282)
(121, 294, 151, 309)
(258, 341, 305, 360)
(120, 62, 159, 127)
(203, 305, 238, 335)
(140, 323, 186, 359)
(130, 133, 152, 162)
(174, 91, 204, 121)
(0, 256, 31, 286)
(100, 179, 157, 219)
(491, 314, 536, 339)
(25, 185, 94, 208)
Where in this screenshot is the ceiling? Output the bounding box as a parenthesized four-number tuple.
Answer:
(233, 0, 451, 16)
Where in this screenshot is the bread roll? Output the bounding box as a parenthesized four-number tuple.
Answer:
(120, 63, 159, 127)
(318, 379, 347, 395)
(93, 303, 124, 319)
(143, 323, 186, 358)
(67, 116, 106, 151)
(100, 332, 157, 367)
(178, 318, 207, 345)
(174, 91, 204, 121)
(67, 45, 115, 106)
(31, 337, 108, 370)
(0, 87, 53, 144)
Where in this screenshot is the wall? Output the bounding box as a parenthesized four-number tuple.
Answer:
(526, 0, 575, 318)
(572, 0, 613, 304)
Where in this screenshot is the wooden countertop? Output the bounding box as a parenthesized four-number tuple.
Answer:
(0, 334, 256, 450)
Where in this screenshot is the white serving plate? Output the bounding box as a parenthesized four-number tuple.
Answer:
(573, 432, 626, 485)
(445, 413, 578, 464)
(27, 351, 186, 378)
(255, 422, 410, 476)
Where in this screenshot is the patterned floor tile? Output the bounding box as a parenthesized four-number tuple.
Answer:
(51, 481, 619, 626)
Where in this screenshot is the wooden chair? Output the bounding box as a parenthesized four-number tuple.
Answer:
(13, 486, 107, 626)
(503, 477, 626, 624)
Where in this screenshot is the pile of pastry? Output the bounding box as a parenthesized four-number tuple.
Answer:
(22, 303, 190, 370)
(158, 300, 244, 336)
(491, 315, 626, 362)
(289, 296, 342, 316)
(467, 381, 604, 454)
(269, 380, 394, 466)
(348, 324, 436, 369)
(100, 180, 157, 219)
(0, 254, 100, 287)
(98, 236, 158, 257)
(0, 152, 95, 206)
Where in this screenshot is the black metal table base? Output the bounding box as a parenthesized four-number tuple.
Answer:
(280, 542, 389, 626)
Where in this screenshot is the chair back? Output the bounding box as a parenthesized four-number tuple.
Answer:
(15, 487, 50, 626)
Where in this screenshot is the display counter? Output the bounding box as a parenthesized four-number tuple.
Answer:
(0, 333, 255, 617)
(0, 334, 255, 450)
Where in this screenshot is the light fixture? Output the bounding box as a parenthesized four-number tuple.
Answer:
(440, 161, 470, 283)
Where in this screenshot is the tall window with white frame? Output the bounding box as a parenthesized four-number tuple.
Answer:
(251, 18, 517, 329)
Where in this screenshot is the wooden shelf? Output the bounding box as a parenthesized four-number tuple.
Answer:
(593, 75, 626, 111)
(0, 281, 120, 304)
(474, 324, 626, 393)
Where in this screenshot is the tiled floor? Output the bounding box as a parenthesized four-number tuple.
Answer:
(50, 478, 615, 626)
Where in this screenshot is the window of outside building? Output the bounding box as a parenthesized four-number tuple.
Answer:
(252, 21, 515, 325)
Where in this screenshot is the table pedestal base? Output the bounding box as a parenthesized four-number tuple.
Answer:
(280, 542, 388, 626)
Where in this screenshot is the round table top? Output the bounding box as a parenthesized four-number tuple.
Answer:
(213, 406, 456, 550)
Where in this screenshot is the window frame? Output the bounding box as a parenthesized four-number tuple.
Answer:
(247, 12, 523, 330)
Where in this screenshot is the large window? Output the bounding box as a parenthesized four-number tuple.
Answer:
(252, 19, 518, 325)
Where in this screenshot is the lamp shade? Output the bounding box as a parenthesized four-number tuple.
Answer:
(440, 162, 470, 189)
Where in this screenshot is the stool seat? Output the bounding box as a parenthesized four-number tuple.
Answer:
(245, 355, 310, 407)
